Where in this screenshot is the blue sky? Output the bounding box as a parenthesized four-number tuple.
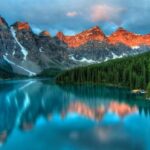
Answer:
(0, 0, 150, 36)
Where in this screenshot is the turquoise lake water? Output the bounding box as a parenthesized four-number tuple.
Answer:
(0, 79, 150, 150)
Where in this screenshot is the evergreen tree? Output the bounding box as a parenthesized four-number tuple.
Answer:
(56, 52, 150, 90)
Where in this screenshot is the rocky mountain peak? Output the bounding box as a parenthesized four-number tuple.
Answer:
(108, 27, 150, 47)
(57, 26, 106, 48)
(86, 26, 103, 33)
(81, 26, 106, 37)
(40, 31, 51, 37)
(56, 32, 65, 40)
(0, 15, 150, 77)
(111, 27, 134, 36)
(12, 22, 31, 31)
(0, 16, 8, 28)
(115, 27, 128, 32)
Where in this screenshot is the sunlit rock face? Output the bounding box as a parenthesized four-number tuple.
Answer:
(39, 31, 51, 37)
(13, 22, 31, 31)
(57, 26, 107, 48)
(56, 32, 64, 41)
(108, 27, 150, 47)
(57, 26, 150, 48)
(56, 26, 150, 65)
(1, 15, 150, 77)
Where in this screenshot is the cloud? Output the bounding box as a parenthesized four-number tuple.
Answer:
(66, 11, 78, 17)
(0, 0, 150, 35)
(90, 4, 124, 23)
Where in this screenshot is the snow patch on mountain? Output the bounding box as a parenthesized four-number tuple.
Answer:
(39, 48, 44, 52)
(11, 27, 28, 60)
(111, 52, 119, 59)
(132, 46, 140, 49)
(79, 58, 99, 63)
(3, 55, 36, 76)
(104, 57, 109, 62)
(69, 55, 99, 63)
(111, 52, 127, 59)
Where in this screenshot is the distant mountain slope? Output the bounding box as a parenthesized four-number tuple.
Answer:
(108, 27, 150, 48)
(0, 16, 71, 76)
(1, 16, 150, 77)
(56, 26, 107, 48)
(56, 51, 150, 89)
(0, 58, 22, 79)
(57, 26, 150, 48)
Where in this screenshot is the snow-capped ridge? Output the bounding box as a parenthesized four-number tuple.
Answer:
(11, 27, 28, 60)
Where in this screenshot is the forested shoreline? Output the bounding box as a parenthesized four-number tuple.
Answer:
(56, 52, 150, 91)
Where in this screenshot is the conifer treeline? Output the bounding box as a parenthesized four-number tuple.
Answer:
(56, 52, 150, 89)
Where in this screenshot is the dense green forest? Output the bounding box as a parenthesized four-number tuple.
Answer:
(147, 83, 150, 97)
(0, 67, 23, 79)
(56, 52, 150, 90)
(37, 68, 62, 78)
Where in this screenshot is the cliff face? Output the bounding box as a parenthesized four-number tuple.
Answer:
(13, 22, 31, 31)
(0, 16, 150, 77)
(0, 17, 20, 57)
(40, 31, 51, 37)
(57, 26, 150, 48)
(108, 27, 150, 47)
(0, 17, 70, 76)
(57, 26, 107, 48)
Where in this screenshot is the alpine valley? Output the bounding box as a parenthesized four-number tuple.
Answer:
(1, 16, 150, 77)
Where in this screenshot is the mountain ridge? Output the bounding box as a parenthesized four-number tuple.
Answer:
(57, 26, 150, 48)
(56, 26, 107, 48)
(1, 16, 150, 49)
(0, 15, 150, 77)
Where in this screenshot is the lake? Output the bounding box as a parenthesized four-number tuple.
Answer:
(0, 79, 150, 150)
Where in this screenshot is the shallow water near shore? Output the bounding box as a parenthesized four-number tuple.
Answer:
(0, 79, 150, 150)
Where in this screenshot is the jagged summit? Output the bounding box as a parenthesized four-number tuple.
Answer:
(56, 32, 64, 40)
(0, 15, 150, 77)
(115, 27, 128, 32)
(111, 27, 135, 36)
(89, 25, 100, 30)
(81, 26, 106, 37)
(12, 22, 31, 31)
(0, 16, 8, 28)
(56, 26, 106, 48)
(108, 27, 150, 47)
(83, 26, 101, 32)
(56, 25, 150, 48)
(40, 31, 51, 37)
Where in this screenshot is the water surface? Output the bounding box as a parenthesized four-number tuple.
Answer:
(0, 79, 150, 150)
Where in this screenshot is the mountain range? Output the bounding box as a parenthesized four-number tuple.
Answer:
(1, 16, 150, 76)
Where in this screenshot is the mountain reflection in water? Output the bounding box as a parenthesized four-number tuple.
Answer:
(0, 79, 150, 150)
